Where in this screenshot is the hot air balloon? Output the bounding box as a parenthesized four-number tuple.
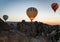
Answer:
(26, 7, 38, 22)
(51, 3, 59, 12)
(3, 15, 8, 21)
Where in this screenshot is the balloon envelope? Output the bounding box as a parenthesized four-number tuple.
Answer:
(51, 3, 59, 12)
(3, 15, 8, 21)
(26, 7, 38, 22)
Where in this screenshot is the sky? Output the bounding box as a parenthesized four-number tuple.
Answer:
(0, 0, 60, 24)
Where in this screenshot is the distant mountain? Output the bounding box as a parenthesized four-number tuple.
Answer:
(7, 22, 18, 27)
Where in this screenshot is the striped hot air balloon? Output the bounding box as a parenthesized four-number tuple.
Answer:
(51, 3, 59, 12)
(3, 15, 8, 22)
(26, 7, 38, 22)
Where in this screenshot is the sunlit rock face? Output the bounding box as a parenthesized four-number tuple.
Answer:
(0, 18, 4, 22)
(0, 19, 60, 42)
(0, 19, 45, 42)
(0, 31, 47, 42)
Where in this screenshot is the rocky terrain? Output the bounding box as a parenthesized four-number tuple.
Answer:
(0, 18, 60, 42)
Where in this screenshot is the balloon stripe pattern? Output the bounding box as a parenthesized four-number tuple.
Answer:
(3, 15, 8, 21)
(51, 3, 59, 12)
(26, 7, 38, 22)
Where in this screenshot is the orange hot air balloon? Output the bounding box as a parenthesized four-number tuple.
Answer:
(26, 7, 38, 22)
(51, 3, 59, 12)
